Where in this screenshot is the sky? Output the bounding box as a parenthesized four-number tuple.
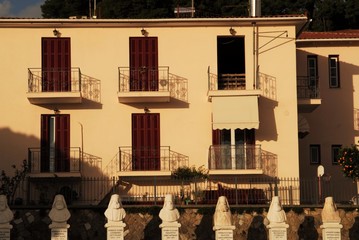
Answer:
(0, 0, 45, 18)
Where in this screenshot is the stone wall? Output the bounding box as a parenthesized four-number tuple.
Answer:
(8, 206, 359, 240)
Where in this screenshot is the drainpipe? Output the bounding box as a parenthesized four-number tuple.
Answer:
(78, 122, 84, 171)
(252, 22, 259, 89)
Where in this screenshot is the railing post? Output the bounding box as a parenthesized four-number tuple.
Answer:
(274, 177, 278, 196)
(78, 68, 82, 92)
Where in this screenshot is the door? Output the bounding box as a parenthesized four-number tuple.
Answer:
(217, 36, 245, 90)
(212, 129, 255, 169)
(235, 129, 255, 169)
(132, 113, 160, 170)
(41, 114, 70, 172)
(42, 37, 71, 92)
(212, 129, 231, 169)
(129, 37, 158, 91)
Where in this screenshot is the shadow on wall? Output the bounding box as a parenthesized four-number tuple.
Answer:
(194, 214, 215, 240)
(298, 216, 318, 240)
(144, 214, 162, 240)
(0, 127, 38, 174)
(247, 215, 267, 240)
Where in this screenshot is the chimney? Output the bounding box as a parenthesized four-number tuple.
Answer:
(250, 0, 261, 17)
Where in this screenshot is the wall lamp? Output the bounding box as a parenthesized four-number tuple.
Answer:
(53, 28, 61, 37)
(229, 27, 236, 36)
(141, 28, 148, 37)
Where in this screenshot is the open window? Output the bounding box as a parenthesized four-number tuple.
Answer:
(217, 36, 245, 90)
(41, 114, 70, 172)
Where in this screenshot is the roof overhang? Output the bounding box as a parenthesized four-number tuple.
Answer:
(0, 16, 308, 31)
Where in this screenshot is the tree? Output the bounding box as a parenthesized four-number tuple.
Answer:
(40, 0, 359, 31)
(171, 165, 209, 203)
(0, 159, 29, 204)
(41, 0, 89, 18)
(337, 145, 359, 181)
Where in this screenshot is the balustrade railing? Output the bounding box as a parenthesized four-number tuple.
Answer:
(118, 146, 189, 172)
(12, 175, 359, 206)
(27, 68, 101, 102)
(297, 76, 320, 99)
(103, 146, 189, 177)
(28, 147, 81, 173)
(118, 67, 188, 102)
(208, 144, 262, 170)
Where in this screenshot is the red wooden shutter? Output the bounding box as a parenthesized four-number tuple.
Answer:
(55, 114, 70, 172)
(40, 114, 70, 172)
(42, 38, 71, 92)
(40, 115, 50, 172)
(129, 37, 158, 91)
(132, 113, 160, 170)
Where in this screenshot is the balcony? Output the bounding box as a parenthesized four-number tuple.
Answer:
(118, 67, 188, 103)
(297, 76, 321, 112)
(208, 144, 263, 175)
(27, 68, 101, 104)
(103, 146, 189, 177)
(28, 147, 81, 177)
(207, 70, 261, 101)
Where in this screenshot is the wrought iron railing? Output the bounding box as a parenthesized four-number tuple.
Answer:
(208, 72, 247, 91)
(11, 175, 359, 206)
(208, 144, 262, 170)
(28, 147, 81, 173)
(103, 146, 189, 176)
(118, 67, 188, 102)
(297, 76, 320, 99)
(27, 68, 101, 103)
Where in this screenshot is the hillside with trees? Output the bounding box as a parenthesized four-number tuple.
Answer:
(41, 0, 359, 31)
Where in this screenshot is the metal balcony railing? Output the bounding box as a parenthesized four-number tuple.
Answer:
(208, 144, 262, 170)
(28, 147, 81, 173)
(104, 146, 189, 176)
(297, 76, 320, 99)
(118, 67, 188, 102)
(208, 72, 247, 91)
(28, 68, 101, 102)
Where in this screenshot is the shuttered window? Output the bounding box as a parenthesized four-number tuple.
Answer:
(132, 113, 160, 170)
(42, 37, 71, 92)
(129, 37, 158, 91)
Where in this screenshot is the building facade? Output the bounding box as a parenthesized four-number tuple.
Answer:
(0, 16, 307, 204)
(297, 31, 359, 200)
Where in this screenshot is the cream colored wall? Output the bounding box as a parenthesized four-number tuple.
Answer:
(296, 42, 359, 181)
(256, 26, 299, 177)
(0, 21, 300, 178)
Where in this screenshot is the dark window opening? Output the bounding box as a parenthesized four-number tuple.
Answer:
(217, 36, 245, 90)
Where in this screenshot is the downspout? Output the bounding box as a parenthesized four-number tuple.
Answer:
(253, 22, 259, 89)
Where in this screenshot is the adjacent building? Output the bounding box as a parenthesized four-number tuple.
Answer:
(297, 30, 359, 201)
